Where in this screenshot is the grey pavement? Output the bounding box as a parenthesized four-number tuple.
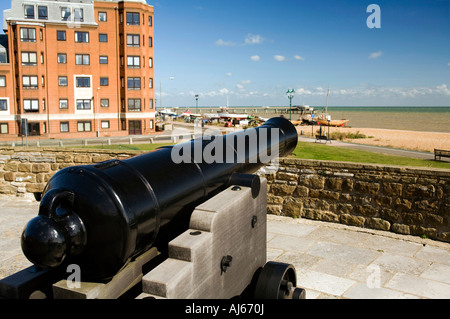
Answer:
(1, 195, 450, 299)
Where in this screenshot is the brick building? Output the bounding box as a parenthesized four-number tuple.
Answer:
(0, 0, 155, 141)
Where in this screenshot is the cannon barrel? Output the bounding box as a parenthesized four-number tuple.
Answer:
(21, 117, 298, 280)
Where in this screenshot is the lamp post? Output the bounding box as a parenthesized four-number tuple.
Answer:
(97, 87, 100, 137)
(195, 94, 199, 114)
(286, 89, 295, 121)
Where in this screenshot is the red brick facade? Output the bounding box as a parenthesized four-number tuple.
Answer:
(0, 0, 155, 141)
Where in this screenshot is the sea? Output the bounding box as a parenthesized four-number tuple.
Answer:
(188, 106, 450, 133)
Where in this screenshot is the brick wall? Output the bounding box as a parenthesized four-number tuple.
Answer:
(258, 158, 450, 243)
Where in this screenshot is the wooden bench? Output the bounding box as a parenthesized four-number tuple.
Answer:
(315, 135, 331, 144)
(434, 149, 450, 161)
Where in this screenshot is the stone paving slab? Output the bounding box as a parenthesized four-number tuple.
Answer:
(1, 195, 450, 299)
(267, 215, 450, 299)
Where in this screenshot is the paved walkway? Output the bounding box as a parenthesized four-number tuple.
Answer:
(1, 196, 449, 299)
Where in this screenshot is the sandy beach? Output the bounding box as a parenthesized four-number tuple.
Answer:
(296, 126, 450, 153)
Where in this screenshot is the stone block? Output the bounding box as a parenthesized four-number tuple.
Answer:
(277, 172, 298, 181)
(382, 182, 402, 196)
(32, 163, 51, 173)
(326, 178, 343, 191)
(340, 214, 365, 227)
(18, 163, 32, 172)
(267, 195, 284, 205)
(354, 181, 380, 195)
(366, 218, 390, 231)
(391, 223, 410, 235)
(293, 185, 309, 197)
(283, 199, 303, 218)
(354, 204, 378, 217)
(73, 154, 91, 163)
(4, 162, 18, 172)
(319, 190, 340, 200)
(25, 183, 46, 193)
(271, 183, 296, 196)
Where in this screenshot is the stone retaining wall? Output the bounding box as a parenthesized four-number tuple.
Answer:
(1, 148, 449, 242)
(258, 158, 450, 242)
(0, 147, 142, 195)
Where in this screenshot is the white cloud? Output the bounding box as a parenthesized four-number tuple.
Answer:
(215, 39, 236, 46)
(250, 55, 261, 62)
(245, 34, 264, 45)
(225, 72, 233, 77)
(274, 55, 286, 62)
(448, 62, 450, 66)
(368, 50, 383, 59)
(294, 55, 305, 61)
(241, 80, 251, 85)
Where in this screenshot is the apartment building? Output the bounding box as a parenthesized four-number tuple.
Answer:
(0, 0, 155, 140)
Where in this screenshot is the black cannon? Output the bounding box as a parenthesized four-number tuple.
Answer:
(2, 117, 303, 299)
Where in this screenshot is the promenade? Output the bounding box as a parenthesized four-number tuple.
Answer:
(1, 195, 449, 299)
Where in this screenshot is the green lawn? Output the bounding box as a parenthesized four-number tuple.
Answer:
(82, 141, 450, 170)
(292, 142, 450, 169)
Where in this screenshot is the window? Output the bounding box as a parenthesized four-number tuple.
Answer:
(101, 121, 110, 129)
(148, 16, 152, 26)
(99, 56, 108, 64)
(22, 75, 38, 89)
(60, 122, 69, 132)
(74, 8, 84, 22)
(76, 100, 91, 110)
(100, 77, 109, 86)
(20, 28, 36, 42)
(58, 76, 67, 86)
(149, 57, 153, 68)
(0, 99, 7, 111)
(57, 30, 66, 41)
(126, 34, 140, 47)
(21, 52, 37, 65)
(75, 31, 89, 43)
(24, 5, 34, 19)
(57, 53, 67, 64)
(127, 77, 140, 90)
(98, 12, 107, 22)
(59, 99, 68, 109)
(76, 77, 90, 87)
(149, 77, 153, 88)
(0, 52, 6, 63)
(77, 121, 91, 132)
(24, 99, 39, 112)
(128, 99, 141, 111)
(61, 7, 71, 21)
(127, 56, 140, 68)
(75, 54, 90, 65)
(99, 34, 107, 42)
(0, 76, 6, 87)
(0, 123, 8, 134)
(38, 6, 48, 19)
(126, 12, 139, 25)
(148, 37, 153, 47)
(149, 98, 154, 109)
(100, 99, 109, 107)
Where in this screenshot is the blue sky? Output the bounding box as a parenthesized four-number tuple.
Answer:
(1, 0, 450, 107)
